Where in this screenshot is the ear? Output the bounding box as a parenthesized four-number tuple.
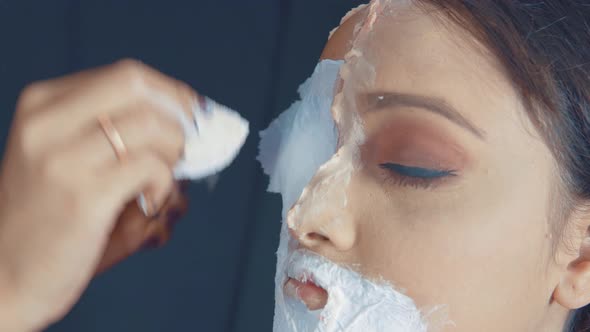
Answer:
(554, 237, 590, 309)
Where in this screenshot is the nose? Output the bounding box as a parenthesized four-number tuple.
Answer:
(288, 208, 356, 251)
(286, 155, 357, 252)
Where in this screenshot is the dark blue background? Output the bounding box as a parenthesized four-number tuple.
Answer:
(0, 1, 364, 331)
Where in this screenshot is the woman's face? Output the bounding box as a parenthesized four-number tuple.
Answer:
(290, 3, 574, 331)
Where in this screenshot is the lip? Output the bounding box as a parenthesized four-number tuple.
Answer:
(284, 277, 328, 311)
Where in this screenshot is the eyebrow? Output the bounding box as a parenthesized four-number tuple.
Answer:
(365, 92, 486, 140)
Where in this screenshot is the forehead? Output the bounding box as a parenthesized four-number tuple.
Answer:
(323, 2, 541, 150)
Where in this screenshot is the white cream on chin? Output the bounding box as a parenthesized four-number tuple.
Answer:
(283, 250, 428, 331)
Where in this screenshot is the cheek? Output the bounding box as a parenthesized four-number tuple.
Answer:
(346, 168, 553, 329)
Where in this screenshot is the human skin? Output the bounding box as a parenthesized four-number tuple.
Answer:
(285, 3, 590, 331)
(0, 60, 192, 331)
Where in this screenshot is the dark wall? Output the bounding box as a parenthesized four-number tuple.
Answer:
(0, 1, 365, 331)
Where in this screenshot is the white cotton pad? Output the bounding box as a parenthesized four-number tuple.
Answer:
(173, 97, 249, 180)
(136, 94, 248, 215)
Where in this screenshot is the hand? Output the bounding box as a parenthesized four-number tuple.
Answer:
(0, 59, 194, 331)
(96, 180, 189, 275)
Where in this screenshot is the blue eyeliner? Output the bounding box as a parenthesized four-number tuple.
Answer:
(380, 163, 453, 179)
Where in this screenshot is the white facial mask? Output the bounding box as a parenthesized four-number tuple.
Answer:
(258, 57, 429, 331)
(258, 2, 457, 330)
(284, 249, 428, 331)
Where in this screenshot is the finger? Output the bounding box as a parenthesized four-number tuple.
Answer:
(94, 153, 174, 229)
(16, 67, 104, 112)
(141, 185, 188, 247)
(152, 182, 189, 230)
(23, 59, 196, 149)
(95, 185, 188, 275)
(20, 59, 196, 115)
(59, 101, 185, 169)
(95, 202, 149, 274)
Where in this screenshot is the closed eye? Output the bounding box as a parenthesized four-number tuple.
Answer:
(379, 163, 457, 189)
(380, 163, 454, 178)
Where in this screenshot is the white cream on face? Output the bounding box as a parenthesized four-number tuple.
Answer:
(284, 249, 428, 331)
(259, 58, 429, 331)
(258, 1, 452, 330)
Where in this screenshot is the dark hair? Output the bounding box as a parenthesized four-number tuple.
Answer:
(412, 1, 590, 331)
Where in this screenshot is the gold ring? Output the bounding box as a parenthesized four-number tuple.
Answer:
(98, 114, 154, 216)
(97, 114, 128, 163)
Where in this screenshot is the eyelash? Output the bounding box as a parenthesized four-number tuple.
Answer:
(379, 163, 457, 189)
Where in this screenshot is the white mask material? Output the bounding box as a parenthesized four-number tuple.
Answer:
(258, 57, 429, 331)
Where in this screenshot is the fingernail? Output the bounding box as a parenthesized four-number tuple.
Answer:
(138, 193, 150, 217)
(195, 95, 213, 118)
(167, 209, 183, 224)
(196, 94, 208, 113)
(150, 210, 162, 220)
(138, 193, 157, 218)
(141, 236, 161, 250)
